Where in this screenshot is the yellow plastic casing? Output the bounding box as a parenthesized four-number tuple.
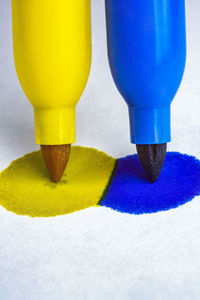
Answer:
(12, 0, 91, 145)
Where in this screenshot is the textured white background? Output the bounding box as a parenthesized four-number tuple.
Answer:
(1, 1, 200, 299)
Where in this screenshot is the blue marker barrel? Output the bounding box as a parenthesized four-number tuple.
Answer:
(105, 0, 186, 144)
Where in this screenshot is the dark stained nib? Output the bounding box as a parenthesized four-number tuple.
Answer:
(41, 144, 71, 183)
(136, 143, 167, 183)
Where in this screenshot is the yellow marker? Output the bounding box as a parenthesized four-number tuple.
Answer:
(12, 0, 92, 182)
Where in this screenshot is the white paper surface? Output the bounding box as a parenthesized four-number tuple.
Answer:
(0, 0, 200, 299)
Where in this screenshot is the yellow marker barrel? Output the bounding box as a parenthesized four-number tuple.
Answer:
(12, 0, 91, 145)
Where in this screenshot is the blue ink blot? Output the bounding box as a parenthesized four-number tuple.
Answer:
(100, 152, 200, 214)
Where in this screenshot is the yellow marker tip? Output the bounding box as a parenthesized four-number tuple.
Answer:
(40, 144, 71, 183)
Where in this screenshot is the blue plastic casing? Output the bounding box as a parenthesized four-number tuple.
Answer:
(105, 0, 186, 144)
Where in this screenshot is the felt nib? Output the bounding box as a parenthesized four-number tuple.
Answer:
(136, 144, 167, 183)
(41, 144, 71, 183)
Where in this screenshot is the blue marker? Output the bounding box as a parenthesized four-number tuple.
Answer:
(105, 0, 186, 182)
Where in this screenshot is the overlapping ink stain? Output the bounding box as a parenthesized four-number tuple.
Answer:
(1, 147, 200, 217)
(100, 152, 200, 214)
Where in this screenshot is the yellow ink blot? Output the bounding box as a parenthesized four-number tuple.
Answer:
(0, 146, 116, 217)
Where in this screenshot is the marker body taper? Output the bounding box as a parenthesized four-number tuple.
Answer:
(12, 0, 91, 145)
(105, 0, 186, 145)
